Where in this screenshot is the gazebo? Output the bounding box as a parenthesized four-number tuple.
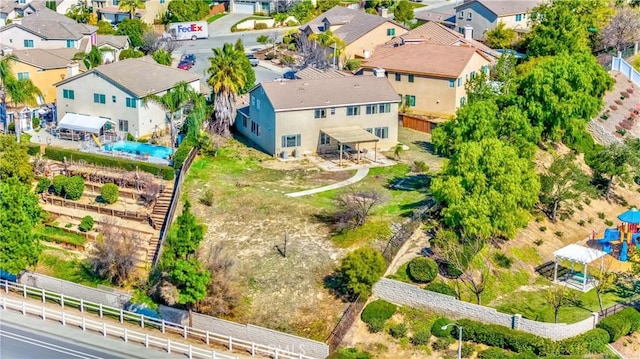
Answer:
(552, 244, 607, 292)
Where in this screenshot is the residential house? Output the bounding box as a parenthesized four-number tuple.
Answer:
(96, 34, 129, 63)
(55, 57, 200, 139)
(9, 48, 87, 103)
(415, 9, 456, 29)
(91, 0, 169, 25)
(236, 76, 399, 157)
(454, 0, 544, 41)
(292, 66, 351, 80)
(361, 42, 493, 121)
(300, 6, 407, 64)
(0, 0, 76, 26)
(0, 7, 96, 51)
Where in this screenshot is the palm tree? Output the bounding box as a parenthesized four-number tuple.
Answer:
(73, 46, 108, 69)
(118, 0, 145, 19)
(309, 30, 346, 68)
(206, 43, 246, 138)
(0, 55, 18, 130)
(145, 81, 200, 149)
(1, 54, 42, 140)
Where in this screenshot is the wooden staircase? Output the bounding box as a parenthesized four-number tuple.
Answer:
(147, 184, 174, 262)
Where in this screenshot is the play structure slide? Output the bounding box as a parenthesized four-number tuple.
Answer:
(92, 133, 103, 147)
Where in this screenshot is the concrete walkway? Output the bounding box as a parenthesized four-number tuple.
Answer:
(285, 168, 369, 198)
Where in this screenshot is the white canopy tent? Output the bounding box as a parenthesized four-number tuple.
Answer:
(553, 244, 607, 292)
(59, 113, 114, 134)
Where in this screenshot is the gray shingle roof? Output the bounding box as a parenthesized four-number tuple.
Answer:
(12, 48, 86, 70)
(17, 7, 96, 39)
(55, 57, 201, 98)
(302, 6, 404, 45)
(456, 0, 543, 16)
(258, 76, 399, 112)
(96, 35, 129, 49)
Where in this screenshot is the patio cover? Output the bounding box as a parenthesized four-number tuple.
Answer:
(59, 113, 112, 134)
(553, 244, 607, 264)
(322, 126, 380, 144)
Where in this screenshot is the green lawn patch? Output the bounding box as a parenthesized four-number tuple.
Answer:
(206, 12, 226, 23)
(230, 16, 272, 31)
(388, 262, 412, 283)
(509, 246, 543, 265)
(332, 220, 391, 247)
(37, 252, 108, 288)
(36, 224, 87, 246)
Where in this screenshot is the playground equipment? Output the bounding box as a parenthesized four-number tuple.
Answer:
(92, 133, 103, 147)
(595, 209, 640, 262)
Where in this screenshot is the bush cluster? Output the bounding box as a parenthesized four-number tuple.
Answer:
(43, 147, 174, 180)
(361, 299, 396, 333)
(493, 252, 513, 268)
(426, 282, 457, 297)
(173, 137, 196, 169)
(558, 328, 609, 355)
(52, 175, 85, 200)
(100, 183, 119, 204)
(36, 177, 51, 194)
(79, 215, 94, 232)
(407, 257, 438, 283)
(388, 322, 407, 339)
(596, 307, 640, 342)
(431, 317, 453, 338)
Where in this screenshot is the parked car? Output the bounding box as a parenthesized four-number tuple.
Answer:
(181, 54, 196, 65)
(177, 61, 192, 70)
(246, 54, 259, 67)
(283, 71, 297, 80)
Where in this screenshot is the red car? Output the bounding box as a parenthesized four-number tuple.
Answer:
(177, 60, 192, 70)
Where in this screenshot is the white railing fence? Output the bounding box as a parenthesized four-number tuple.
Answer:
(0, 295, 237, 359)
(0, 280, 318, 359)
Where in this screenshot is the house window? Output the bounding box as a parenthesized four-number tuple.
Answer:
(458, 11, 464, 19)
(365, 104, 378, 115)
(395, 73, 401, 81)
(160, 0, 165, 3)
(251, 96, 255, 106)
(93, 93, 106, 104)
(251, 121, 260, 136)
(515, 14, 523, 21)
(374, 127, 389, 139)
(387, 28, 395, 36)
(470, 71, 476, 78)
(458, 78, 462, 87)
(379, 103, 391, 113)
(320, 132, 330, 145)
(112, 95, 117, 103)
(331, 107, 336, 115)
(66, 40, 76, 48)
(458, 27, 464, 33)
(63, 89, 75, 100)
(24, 39, 34, 48)
(460, 97, 466, 106)
(256, 99, 261, 110)
(449, 79, 455, 88)
(346, 106, 360, 116)
(126, 97, 137, 108)
(467, 12, 472, 20)
(17, 72, 29, 80)
(118, 119, 129, 132)
(404, 95, 416, 107)
(408, 74, 414, 83)
(482, 65, 489, 74)
(19, 0, 26, 3)
(314, 108, 327, 119)
(281, 134, 301, 148)
(365, 128, 373, 133)
(112, 0, 119, 5)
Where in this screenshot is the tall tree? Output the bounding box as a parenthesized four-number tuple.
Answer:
(545, 285, 578, 323)
(539, 155, 595, 223)
(526, 1, 590, 57)
(289, 0, 315, 23)
(592, 268, 616, 312)
(206, 43, 246, 138)
(591, 140, 640, 199)
(145, 81, 200, 149)
(0, 178, 42, 274)
(485, 22, 516, 49)
(73, 46, 107, 69)
(436, 238, 488, 305)
(0, 135, 34, 183)
(65, 3, 90, 23)
(1, 55, 42, 139)
(393, 0, 415, 24)
(116, 19, 148, 48)
(431, 138, 540, 240)
(166, 0, 209, 22)
(309, 29, 346, 68)
(601, 7, 640, 53)
(317, 0, 340, 12)
(97, 21, 116, 35)
(118, 0, 146, 19)
(233, 39, 256, 95)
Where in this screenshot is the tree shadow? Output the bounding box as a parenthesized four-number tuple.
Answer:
(386, 174, 431, 193)
(412, 140, 438, 155)
(323, 272, 353, 303)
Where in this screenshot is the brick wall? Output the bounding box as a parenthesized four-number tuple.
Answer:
(373, 278, 597, 340)
(159, 305, 329, 359)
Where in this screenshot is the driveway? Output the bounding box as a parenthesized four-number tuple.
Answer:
(208, 13, 248, 35)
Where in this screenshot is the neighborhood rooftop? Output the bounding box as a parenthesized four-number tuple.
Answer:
(457, 0, 543, 16)
(363, 42, 480, 78)
(302, 6, 403, 45)
(55, 57, 201, 98)
(294, 67, 351, 80)
(259, 76, 399, 111)
(10, 7, 96, 39)
(95, 35, 129, 49)
(12, 48, 87, 70)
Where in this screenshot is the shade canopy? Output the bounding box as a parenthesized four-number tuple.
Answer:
(322, 126, 380, 144)
(59, 113, 114, 134)
(618, 208, 640, 224)
(553, 244, 607, 264)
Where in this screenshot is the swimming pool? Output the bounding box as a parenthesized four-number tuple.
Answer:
(103, 141, 173, 159)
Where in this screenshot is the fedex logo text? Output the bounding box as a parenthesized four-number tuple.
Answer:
(177, 24, 203, 33)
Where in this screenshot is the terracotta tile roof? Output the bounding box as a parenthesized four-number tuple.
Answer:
(258, 76, 399, 112)
(362, 42, 484, 78)
(457, 0, 544, 16)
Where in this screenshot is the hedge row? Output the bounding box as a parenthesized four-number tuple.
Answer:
(41, 146, 174, 180)
(361, 299, 396, 332)
(596, 307, 640, 342)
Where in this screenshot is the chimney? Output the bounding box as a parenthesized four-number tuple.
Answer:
(67, 62, 79, 78)
(373, 68, 385, 78)
(464, 26, 473, 40)
(378, 7, 388, 18)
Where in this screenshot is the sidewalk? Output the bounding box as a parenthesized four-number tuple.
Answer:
(285, 168, 369, 197)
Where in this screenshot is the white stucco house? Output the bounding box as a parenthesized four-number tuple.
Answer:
(96, 34, 129, 63)
(0, 0, 76, 26)
(54, 57, 200, 139)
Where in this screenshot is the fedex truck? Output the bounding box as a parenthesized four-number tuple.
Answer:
(164, 21, 208, 41)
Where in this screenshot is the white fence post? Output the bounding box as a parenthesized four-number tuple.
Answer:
(212, 351, 217, 359)
(41, 288, 45, 303)
(188, 345, 193, 359)
(99, 303, 103, 318)
(141, 315, 144, 328)
(145, 334, 149, 348)
(275, 348, 279, 359)
(4, 280, 8, 293)
(251, 342, 255, 356)
(167, 339, 171, 354)
(161, 320, 166, 333)
(183, 325, 187, 339)
(21, 302, 25, 315)
(205, 330, 210, 345)
(41, 306, 46, 320)
(82, 317, 86, 331)
(123, 328, 128, 342)
(22, 285, 26, 298)
(103, 323, 107, 336)
(60, 294, 64, 309)
(61, 312, 66, 326)
(228, 336, 232, 351)
(80, 298, 84, 313)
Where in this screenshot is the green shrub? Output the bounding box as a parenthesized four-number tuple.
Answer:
(439, 261, 463, 278)
(458, 319, 558, 356)
(559, 328, 609, 355)
(407, 257, 438, 283)
(63, 176, 84, 200)
(52, 175, 66, 195)
(173, 137, 195, 169)
(604, 219, 614, 227)
(100, 183, 119, 204)
(344, 59, 362, 71)
(431, 317, 453, 338)
(493, 252, 513, 268)
(199, 189, 214, 206)
(426, 282, 457, 297)
(78, 216, 94, 232)
(432, 337, 453, 350)
(461, 343, 475, 358)
(36, 178, 51, 194)
(43, 147, 174, 180)
(327, 348, 372, 359)
(412, 329, 431, 346)
(388, 322, 407, 339)
(286, 19, 297, 26)
(26, 143, 41, 156)
(254, 22, 268, 30)
(366, 317, 385, 333)
(478, 347, 514, 359)
(597, 307, 640, 342)
(361, 299, 396, 330)
(598, 212, 606, 219)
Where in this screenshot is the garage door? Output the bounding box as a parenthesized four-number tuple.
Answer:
(233, 1, 255, 14)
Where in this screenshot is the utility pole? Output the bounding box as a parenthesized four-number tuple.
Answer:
(283, 232, 288, 258)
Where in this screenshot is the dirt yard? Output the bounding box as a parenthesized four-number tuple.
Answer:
(612, 331, 640, 358)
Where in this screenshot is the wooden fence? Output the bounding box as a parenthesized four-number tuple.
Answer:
(43, 196, 150, 224)
(598, 299, 640, 320)
(83, 182, 139, 200)
(151, 148, 197, 266)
